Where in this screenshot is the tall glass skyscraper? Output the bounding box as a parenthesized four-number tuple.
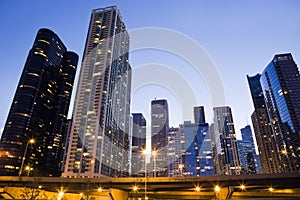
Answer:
(63, 6, 132, 177)
(247, 74, 281, 173)
(151, 99, 169, 177)
(212, 106, 240, 175)
(0, 28, 78, 176)
(131, 113, 146, 177)
(260, 53, 300, 172)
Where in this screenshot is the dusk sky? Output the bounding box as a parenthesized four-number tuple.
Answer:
(1, 1, 300, 139)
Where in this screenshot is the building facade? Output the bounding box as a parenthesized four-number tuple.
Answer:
(0, 28, 78, 176)
(247, 74, 281, 173)
(260, 53, 300, 172)
(151, 99, 169, 177)
(131, 113, 146, 177)
(212, 106, 240, 175)
(237, 140, 256, 174)
(63, 6, 132, 177)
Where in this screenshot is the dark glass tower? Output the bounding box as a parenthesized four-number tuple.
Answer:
(247, 74, 281, 173)
(151, 99, 169, 177)
(0, 28, 78, 176)
(131, 113, 146, 177)
(260, 53, 300, 172)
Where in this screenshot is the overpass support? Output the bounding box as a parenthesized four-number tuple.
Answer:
(109, 188, 129, 200)
(215, 186, 234, 199)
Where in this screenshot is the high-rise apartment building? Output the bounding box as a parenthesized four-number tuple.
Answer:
(260, 53, 300, 172)
(131, 113, 146, 177)
(151, 99, 169, 177)
(212, 106, 240, 175)
(63, 6, 132, 177)
(247, 74, 281, 173)
(0, 28, 78, 176)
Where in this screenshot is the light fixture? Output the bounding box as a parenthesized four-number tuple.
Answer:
(215, 185, 221, 192)
(240, 184, 246, 190)
(195, 186, 201, 192)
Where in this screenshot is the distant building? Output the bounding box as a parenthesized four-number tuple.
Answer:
(151, 99, 169, 177)
(247, 74, 281, 173)
(212, 106, 240, 175)
(194, 106, 206, 124)
(0, 28, 78, 176)
(237, 140, 256, 174)
(131, 113, 146, 177)
(260, 53, 300, 172)
(63, 6, 132, 177)
(167, 127, 181, 177)
(239, 125, 260, 173)
(180, 121, 214, 176)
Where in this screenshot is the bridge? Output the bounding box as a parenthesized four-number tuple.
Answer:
(0, 173, 300, 199)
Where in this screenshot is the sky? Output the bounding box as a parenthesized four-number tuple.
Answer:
(0, 1, 300, 139)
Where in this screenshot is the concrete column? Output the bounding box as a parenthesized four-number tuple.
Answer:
(109, 188, 129, 200)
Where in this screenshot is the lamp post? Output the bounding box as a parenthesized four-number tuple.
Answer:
(152, 150, 157, 178)
(142, 149, 147, 200)
(19, 139, 34, 176)
(179, 164, 184, 176)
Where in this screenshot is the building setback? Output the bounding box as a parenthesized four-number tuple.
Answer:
(63, 6, 131, 177)
(212, 106, 240, 175)
(151, 99, 169, 177)
(247, 74, 281, 173)
(260, 53, 300, 172)
(0, 28, 78, 176)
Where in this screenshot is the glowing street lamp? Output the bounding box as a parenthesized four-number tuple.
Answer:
(25, 166, 33, 176)
(179, 164, 184, 176)
(152, 150, 157, 177)
(195, 186, 201, 192)
(240, 184, 246, 190)
(142, 149, 148, 200)
(215, 185, 221, 192)
(19, 139, 35, 176)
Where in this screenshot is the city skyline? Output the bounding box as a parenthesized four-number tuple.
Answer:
(1, 1, 300, 140)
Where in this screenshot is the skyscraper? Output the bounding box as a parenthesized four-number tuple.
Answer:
(131, 113, 146, 177)
(260, 53, 300, 172)
(151, 99, 169, 177)
(212, 106, 240, 175)
(63, 6, 132, 177)
(247, 74, 281, 173)
(0, 28, 78, 176)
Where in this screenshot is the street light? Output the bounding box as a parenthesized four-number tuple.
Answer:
(178, 164, 184, 176)
(142, 149, 147, 200)
(19, 139, 35, 176)
(25, 166, 33, 176)
(152, 150, 157, 177)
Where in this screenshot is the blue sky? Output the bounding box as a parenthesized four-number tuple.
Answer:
(0, 1, 300, 139)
